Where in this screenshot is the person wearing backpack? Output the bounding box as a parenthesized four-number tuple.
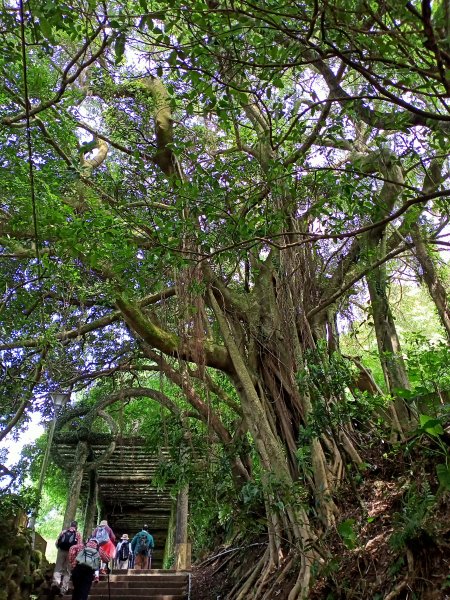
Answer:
(116, 533, 131, 569)
(130, 525, 154, 570)
(68, 538, 85, 571)
(92, 519, 116, 574)
(71, 538, 101, 600)
(52, 520, 82, 596)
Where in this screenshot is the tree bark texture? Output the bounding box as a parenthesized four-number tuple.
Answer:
(411, 223, 450, 340)
(83, 469, 98, 540)
(63, 441, 89, 527)
(367, 266, 413, 435)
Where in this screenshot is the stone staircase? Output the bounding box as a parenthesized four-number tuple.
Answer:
(65, 569, 190, 600)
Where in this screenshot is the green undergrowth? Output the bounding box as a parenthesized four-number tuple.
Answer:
(190, 410, 450, 600)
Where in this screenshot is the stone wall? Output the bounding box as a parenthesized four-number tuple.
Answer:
(0, 507, 46, 600)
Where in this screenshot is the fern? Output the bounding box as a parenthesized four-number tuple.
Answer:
(390, 483, 436, 551)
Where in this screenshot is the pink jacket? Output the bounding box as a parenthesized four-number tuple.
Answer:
(68, 542, 84, 569)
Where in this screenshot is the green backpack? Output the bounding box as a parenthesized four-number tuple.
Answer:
(76, 547, 100, 571)
(137, 534, 150, 555)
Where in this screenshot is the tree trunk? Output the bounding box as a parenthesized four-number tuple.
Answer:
(209, 288, 318, 588)
(63, 441, 89, 527)
(83, 469, 98, 540)
(54, 441, 89, 576)
(367, 263, 414, 435)
(411, 223, 450, 340)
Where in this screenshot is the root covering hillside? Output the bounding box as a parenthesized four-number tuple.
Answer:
(191, 442, 450, 599)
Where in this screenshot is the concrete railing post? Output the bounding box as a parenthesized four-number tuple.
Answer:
(174, 482, 190, 569)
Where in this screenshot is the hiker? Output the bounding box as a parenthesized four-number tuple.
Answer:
(92, 519, 116, 574)
(68, 538, 84, 570)
(71, 538, 101, 600)
(52, 520, 82, 595)
(116, 533, 131, 569)
(131, 525, 154, 570)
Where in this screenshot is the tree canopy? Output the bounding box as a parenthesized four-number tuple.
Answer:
(1, 1, 449, 597)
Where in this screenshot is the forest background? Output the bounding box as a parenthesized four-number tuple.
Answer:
(1, 1, 449, 598)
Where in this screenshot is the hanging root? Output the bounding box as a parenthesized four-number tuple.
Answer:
(339, 430, 363, 466)
(252, 559, 277, 599)
(222, 525, 317, 600)
(225, 548, 268, 600)
(383, 580, 408, 600)
(234, 549, 268, 600)
(287, 551, 313, 600)
(260, 556, 294, 600)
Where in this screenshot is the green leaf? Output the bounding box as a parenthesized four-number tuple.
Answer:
(436, 464, 450, 490)
(394, 387, 414, 399)
(337, 518, 357, 549)
(114, 33, 126, 65)
(168, 50, 178, 66)
(419, 414, 444, 437)
(39, 17, 53, 40)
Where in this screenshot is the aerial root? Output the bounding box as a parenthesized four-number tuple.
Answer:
(234, 549, 267, 600)
(225, 548, 268, 600)
(259, 556, 294, 600)
(383, 579, 408, 600)
(287, 552, 313, 600)
(224, 546, 315, 600)
(252, 558, 278, 599)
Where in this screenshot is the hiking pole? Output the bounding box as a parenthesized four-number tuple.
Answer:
(107, 563, 111, 600)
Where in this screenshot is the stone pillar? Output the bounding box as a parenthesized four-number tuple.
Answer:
(174, 425, 191, 570)
(163, 500, 176, 568)
(174, 483, 190, 570)
(175, 542, 191, 571)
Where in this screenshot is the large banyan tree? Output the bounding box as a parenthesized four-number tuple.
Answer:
(1, 1, 449, 597)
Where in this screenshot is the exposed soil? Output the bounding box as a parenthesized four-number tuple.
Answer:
(190, 441, 450, 599)
(190, 559, 231, 600)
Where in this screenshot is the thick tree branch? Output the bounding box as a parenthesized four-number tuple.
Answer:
(116, 294, 233, 373)
(0, 348, 48, 443)
(2, 26, 110, 126)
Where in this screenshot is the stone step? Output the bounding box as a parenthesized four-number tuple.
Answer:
(87, 569, 188, 575)
(115, 561, 164, 569)
(90, 585, 186, 598)
(63, 571, 189, 600)
(103, 579, 188, 586)
(90, 589, 186, 596)
(64, 595, 186, 600)
(95, 578, 188, 585)
(91, 597, 186, 600)
(111, 556, 164, 569)
(110, 569, 180, 575)
(106, 573, 189, 583)
(106, 575, 189, 587)
(93, 579, 188, 589)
